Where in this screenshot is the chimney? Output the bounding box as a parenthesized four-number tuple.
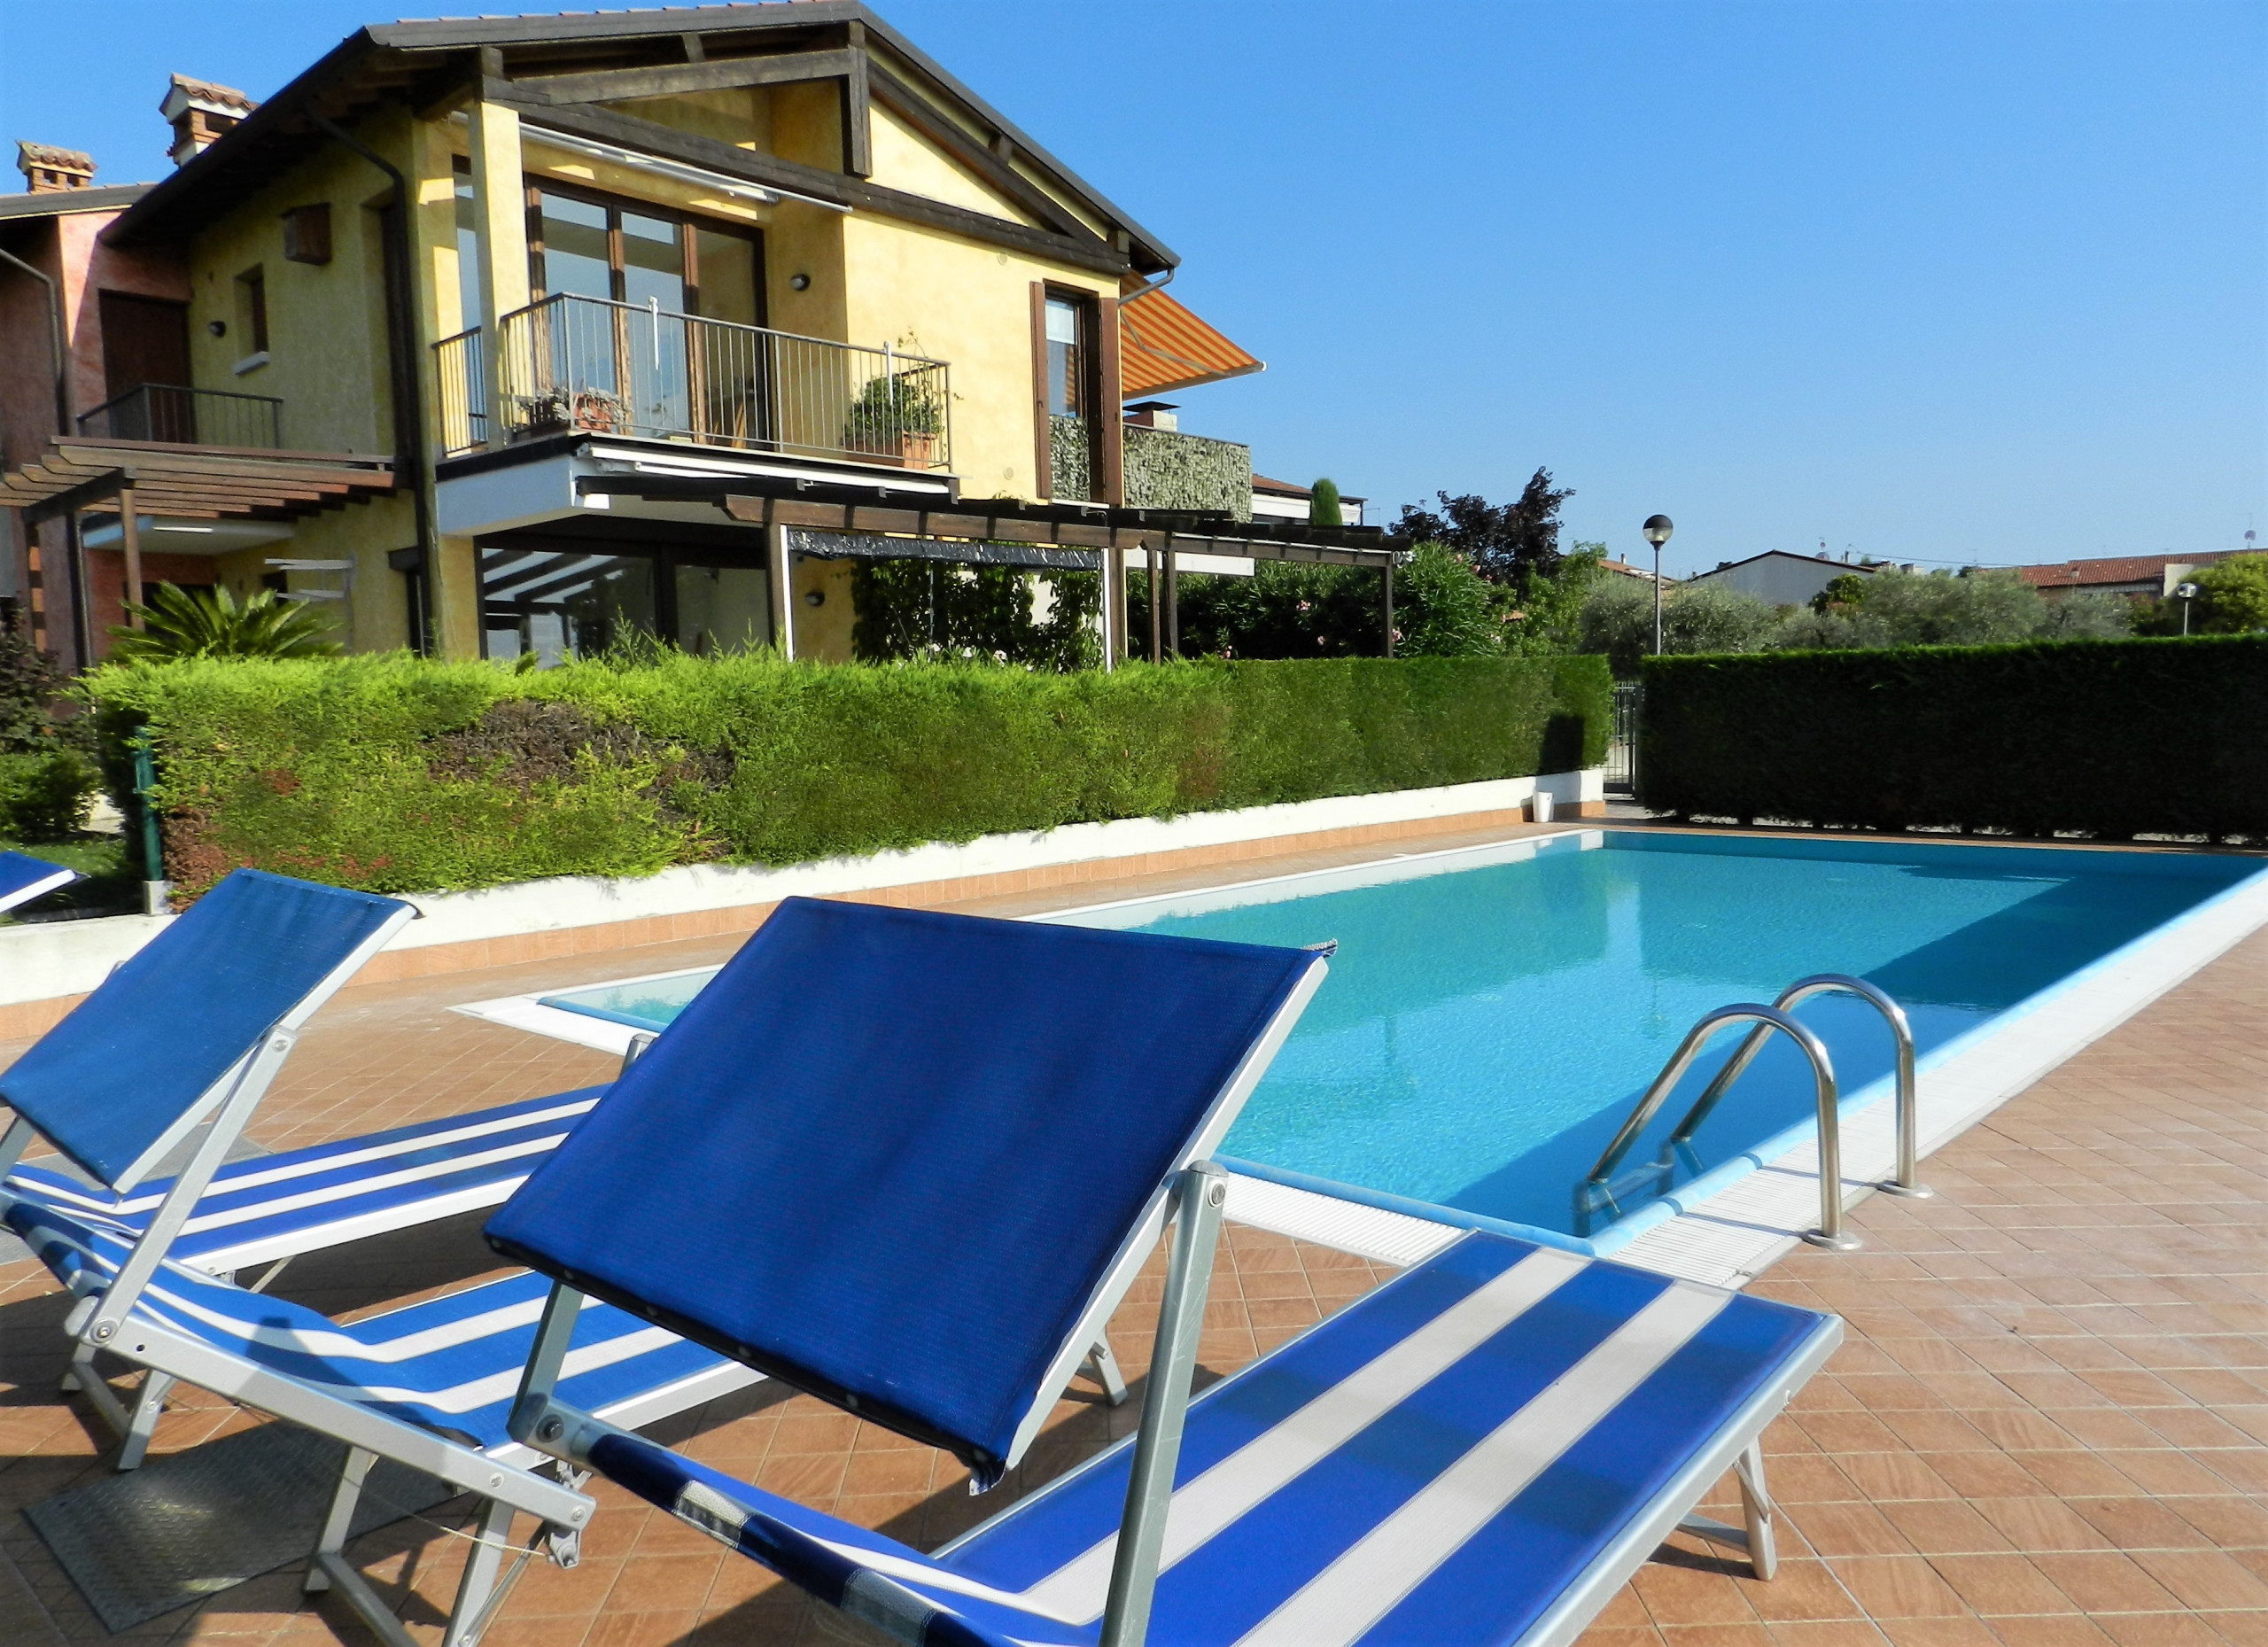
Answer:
(159, 74, 257, 167)
(16, 142, 96, 192)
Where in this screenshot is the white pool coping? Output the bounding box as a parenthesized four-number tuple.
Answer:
(456, 833, 2268, 1290)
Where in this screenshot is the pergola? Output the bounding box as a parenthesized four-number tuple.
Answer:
(671, 484, 1405, 664)
(0, 438, 397, 635)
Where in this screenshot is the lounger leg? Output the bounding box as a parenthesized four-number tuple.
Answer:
(1086, 1339, 1129, 1406)
(1735, 1441, 1778, 1581)
(58, 1340, 94, 1395)
(116, 1371, 175, 1471)
(305, 1446, 377, 1595)
(1675, 1441, 1779, 1580)
(442, 1496, 522, 1647)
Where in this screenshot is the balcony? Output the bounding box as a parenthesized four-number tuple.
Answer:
(434, 293, 951, 473)
(75, 383, 284, 448)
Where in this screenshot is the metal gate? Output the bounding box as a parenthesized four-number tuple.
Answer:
(1604, 680, 1643, 795)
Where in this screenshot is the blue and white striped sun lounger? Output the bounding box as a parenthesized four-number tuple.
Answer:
(0, 849, 78, 914)
(487, 897, 1842, 1647)
(10, 1085, 610, 1279)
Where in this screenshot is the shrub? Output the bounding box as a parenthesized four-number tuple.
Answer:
(111, 582, 342, 661)
(1637, 634, 2268, 839)
(1308, 478, 1342, 527)
(83, 650, 1612, 897)
(0, 750, 98, 842)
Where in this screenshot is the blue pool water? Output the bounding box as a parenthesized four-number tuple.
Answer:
(540, 833, 2260, 1240)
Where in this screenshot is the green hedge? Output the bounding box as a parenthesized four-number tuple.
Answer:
(1638, 634, 2268, 838)
(85, 651, 1611, 897)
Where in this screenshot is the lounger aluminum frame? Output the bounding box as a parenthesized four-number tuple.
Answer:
(0, 849, 78, 914)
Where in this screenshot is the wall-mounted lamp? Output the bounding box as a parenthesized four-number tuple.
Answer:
(788, 273, 811, 291)
(804, 589, 825, 607)
(207, 320, 227, 338)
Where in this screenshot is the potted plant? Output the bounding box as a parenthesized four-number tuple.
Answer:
(843, 372, 943, 468)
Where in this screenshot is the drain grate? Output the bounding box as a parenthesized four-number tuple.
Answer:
(23, 1422, 456, 1631)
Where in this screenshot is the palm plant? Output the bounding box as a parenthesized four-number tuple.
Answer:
(108, 582, 343, 661)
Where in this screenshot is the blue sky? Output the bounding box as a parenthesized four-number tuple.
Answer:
(4, 0, 2261, 576)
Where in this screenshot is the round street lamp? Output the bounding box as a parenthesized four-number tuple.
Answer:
(1642, 516, 1674, 654)
(2174, 581, 2199, 637)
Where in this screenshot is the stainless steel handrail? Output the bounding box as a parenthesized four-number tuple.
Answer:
(1583, 1003, 1860, 1251)
(1672, 974, 1930, 1199)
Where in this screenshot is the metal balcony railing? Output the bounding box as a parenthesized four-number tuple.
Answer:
(436, 292, 952, 470)
(433, 327, 486, 457)
(76, 384, 284, 448)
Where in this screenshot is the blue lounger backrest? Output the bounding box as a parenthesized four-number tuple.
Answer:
(486, 897, 1320, 1488)
(0, 850, 76, 913)
(0, 868, 411, 1191)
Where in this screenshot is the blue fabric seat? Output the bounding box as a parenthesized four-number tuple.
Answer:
(0, 850, 76, 914)
(489, 896, 1838, 1647)
(486, 896, 1324, 1488)
(580, 1231, 1836, 1647)
(5, 1196, 752, 1458)
(9, 1086, 608, 1277)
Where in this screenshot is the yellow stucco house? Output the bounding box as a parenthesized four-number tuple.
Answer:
(0, 3, 1393, 668)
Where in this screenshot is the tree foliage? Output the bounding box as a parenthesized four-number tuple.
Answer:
(1308, 478, 1342, 527)
(110, 582, 342, 662)
(1392, 468, 1573, 585)
(2189, 554, 2268, 633)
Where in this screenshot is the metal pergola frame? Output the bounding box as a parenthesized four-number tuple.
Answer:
(563, 476, 1404, 665)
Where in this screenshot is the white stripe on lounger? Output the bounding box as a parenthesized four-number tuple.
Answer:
(1023, 1245, 1590, 1620)
(1236, 1283, 1731, 1647)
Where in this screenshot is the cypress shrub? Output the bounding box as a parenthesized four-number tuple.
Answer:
(1637, 634, 2268, 839)
(84, 650, 1611, 897)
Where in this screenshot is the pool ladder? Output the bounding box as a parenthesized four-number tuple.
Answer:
(1578, 975, 1930, 1252)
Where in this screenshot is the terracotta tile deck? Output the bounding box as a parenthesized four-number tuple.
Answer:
(2, 825, 2264, 1646)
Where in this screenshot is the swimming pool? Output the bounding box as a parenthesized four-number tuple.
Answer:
(537, 831, 2263, 1243)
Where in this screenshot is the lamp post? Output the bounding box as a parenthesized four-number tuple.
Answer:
(1642, 516, 1674, 654)
(2174, 581, 2198, 637)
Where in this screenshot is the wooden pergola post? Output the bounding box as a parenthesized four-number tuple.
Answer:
(119, 484, 144, 629)
(1163, 535, 1178, 659)
(1146, 544, 1160, 664)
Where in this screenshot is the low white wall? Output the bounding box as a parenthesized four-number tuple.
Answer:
(0, 769, 1602, 1006)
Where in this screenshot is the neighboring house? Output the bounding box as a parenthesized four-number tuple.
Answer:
(1687, 550, 1892, 608)
(0, 4, 1388, 669)
(2013, 551, 2241, 602)
(1595, 556, 1665, 585)
(1250, 474, 1365, 528)
(0, 143, 192, 663)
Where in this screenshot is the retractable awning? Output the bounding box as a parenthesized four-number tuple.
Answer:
(1118, 287, 1262, 399)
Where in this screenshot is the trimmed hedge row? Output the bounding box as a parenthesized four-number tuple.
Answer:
(85, 651, 1611, 897)
(1638, 634, 2268, 839)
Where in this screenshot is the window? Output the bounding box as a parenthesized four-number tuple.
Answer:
(1045, 294, 1089, 418)
(233, 267, 268, 358)
(527, 186, 760, 319)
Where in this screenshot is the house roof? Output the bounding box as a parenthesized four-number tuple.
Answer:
(1119, 285, 1263, 398)
(105, 3, 1176, 276)
(1250, 474, 1366, 503)
(2012, 551, 2236, 589)
(1689, 549, 1876, 579)
(0, 184, 153, 222)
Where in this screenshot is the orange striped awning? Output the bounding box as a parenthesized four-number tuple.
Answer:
(1119, 287, 1263, 399)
